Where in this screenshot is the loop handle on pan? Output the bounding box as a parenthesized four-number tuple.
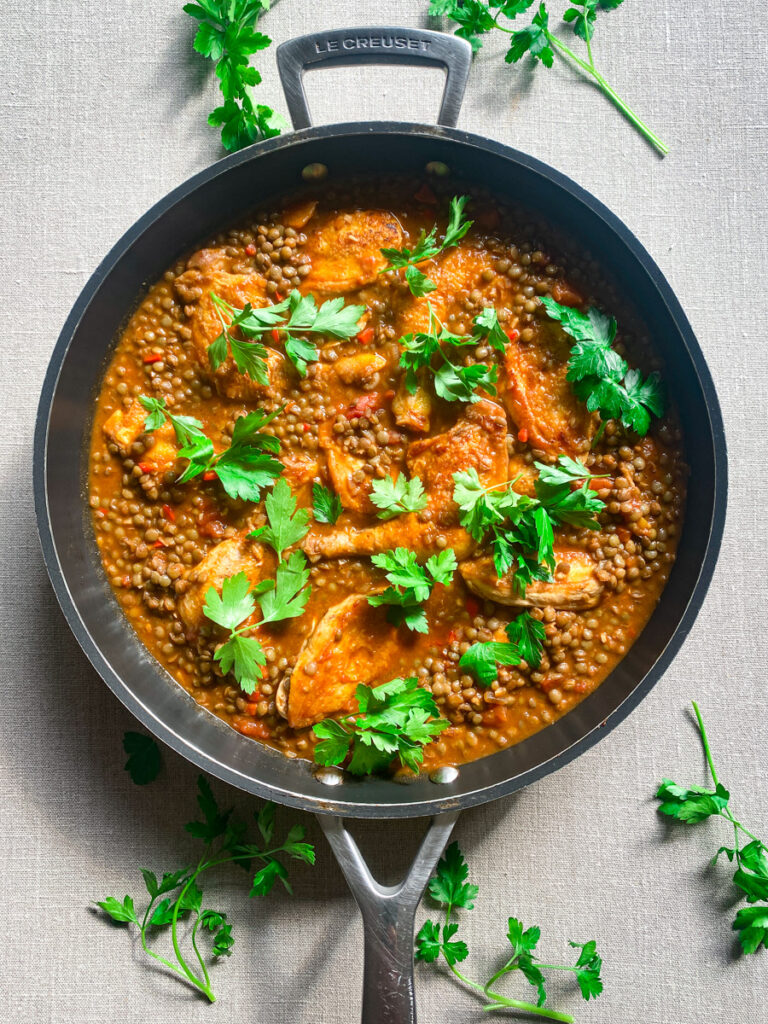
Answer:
(276, 27, 472, 130)
(318, 811, 459, 1024)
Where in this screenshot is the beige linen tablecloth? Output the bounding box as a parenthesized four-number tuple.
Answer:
(2, 1, 766, 1021)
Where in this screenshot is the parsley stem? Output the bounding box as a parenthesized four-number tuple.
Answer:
(691, 700, 718, 786)
(171, 860, 216, 1001)
(545, 33, 668, 155)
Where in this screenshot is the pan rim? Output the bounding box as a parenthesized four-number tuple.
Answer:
(34, 120, 728, 817)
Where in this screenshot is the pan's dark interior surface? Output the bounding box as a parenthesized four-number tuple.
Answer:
(35, 124, 726, 817)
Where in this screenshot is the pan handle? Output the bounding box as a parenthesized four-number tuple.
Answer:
(318, 811, 459, 1024)
(276, 27, 472, 130)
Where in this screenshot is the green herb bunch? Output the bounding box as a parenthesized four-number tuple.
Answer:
(430, 0, 668, 155)
(540, 296, 665, 440)
(313, 677, 449, 775)
(367, 547, 458, 633)
(96, 776, 315, 1001)
(656, 703, 768, 954)
(453, 455, 606, 591)
(184, 0, 284, 151)
(380, 195, 473, 296)
(416, 841, 604, 1021)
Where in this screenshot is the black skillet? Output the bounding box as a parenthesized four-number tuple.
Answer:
(34, 27, 727, 1023)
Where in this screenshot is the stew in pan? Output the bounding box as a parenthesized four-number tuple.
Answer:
(88, 175, 686, 775)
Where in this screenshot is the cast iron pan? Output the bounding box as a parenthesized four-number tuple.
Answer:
(34, 27, 727, 1023)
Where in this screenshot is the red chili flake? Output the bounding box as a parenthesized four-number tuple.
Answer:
(506, 328, 520, 343)
(203, 470, 217, 481)
(97, 507, 108, 517)
(161, 504, 175, 522)
(447, 629, 459, 644)
(245, 243, 257, 256)
(271, 328, 281, 343)
(142, 353, 163, 364)
(233, 717, 271, 740)
(302, 423, 310, 432)
(465, 596, 480, 619)
(153, 539, 165, 549)
(121, 575, 131, 588)
(356, 326, 375, 345)
(517, 428, 529, 444)
(413, 183, 438, 205)
(137, 462, 154, 474)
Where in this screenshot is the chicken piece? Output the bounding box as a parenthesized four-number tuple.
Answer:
(300, 210, 403, 294)
(175, 251, 290, 402)
(459, 548, 603, 610)
(103, 399, 177, 473)
(178, 534, 272, 632)
(317, 421, 396, 515)
(392, 377, 432, 433)
(333, 351, 387, 385)
(303, 515, 476, 563)
(280, 450, 319, 506)
(278, 595, 405, 728)
(501, 317, 596, 456)
(397, 246, 516, 337)
(406, 399, 509, 524)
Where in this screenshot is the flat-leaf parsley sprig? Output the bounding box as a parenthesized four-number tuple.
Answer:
(367, 547, 458, 633)
(453, 456, 606, 592)
(656, 702, 768, 954)
(430, 0, 668, 156)
(460, 610, 546, 686)
(209, 290, 365, 380)
(380, 195, 473, 296)
(313, 677, 449, 775)
(203, 556, 310, 693)
(96, 775, 315, 1002)
(139, 396, 283, 503)
(540, 296, 665, 440)
(183, 0, 285, 152)
(416, 841, 604, 1021)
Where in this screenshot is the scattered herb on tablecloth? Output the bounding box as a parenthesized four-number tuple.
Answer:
(656, 702, 768, 954)
(416, 841, 604, 1020)
(96, 775, 315, 1001)
(123, 731, 162, 785)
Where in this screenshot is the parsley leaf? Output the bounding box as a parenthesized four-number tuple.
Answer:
(540, 295, 665, 437)
(460, 610, 545, 686)
(656, 701, 768, 955)
(416, 840, 605, 1014)
(312, 482, 343, 525)
(139, 396, 282, 503)
(248, 477, 309, 556)
(313, 677, 448, 776)
(370, 474, 428, 520)
(506, 611, 546, 667)
(381, 196, 473, 295)
(368, 547, 457, 633)
(97, 775, 315, 1001)
(184, 0, 285, 152)
(256, 550, 311, 625)
(210, 289, 364, 379)
(123, 731, 162, 785)
(397, 303, 499, 404)
(202, 557, 310, 695)
(434, 0, 667, 154)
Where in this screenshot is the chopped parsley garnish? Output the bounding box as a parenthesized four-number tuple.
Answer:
(380, 195, 473, 295)
(368, 547, 458, 633)
(209, 290, 365, 379)
(416, 841, 604, 1017)
(123, 731, 162, 785)
(370, 474, 428, 520)
(248, 477, 309, 556)
(430, 0, 668, 155)
(656, 702, 768, 955)
(313, 677, 449, 775)
(96, 775, 314, 1001)
(311, 483, 343, 525)
(202, 556, 311, 694)
(139, 395, 283, 503)
(183, 0, 285, 152)
(397, 304, 503, 404)
(460, 611, 546, 686)
(453, 456, 606, 590)
(540, 295, 665, 438)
